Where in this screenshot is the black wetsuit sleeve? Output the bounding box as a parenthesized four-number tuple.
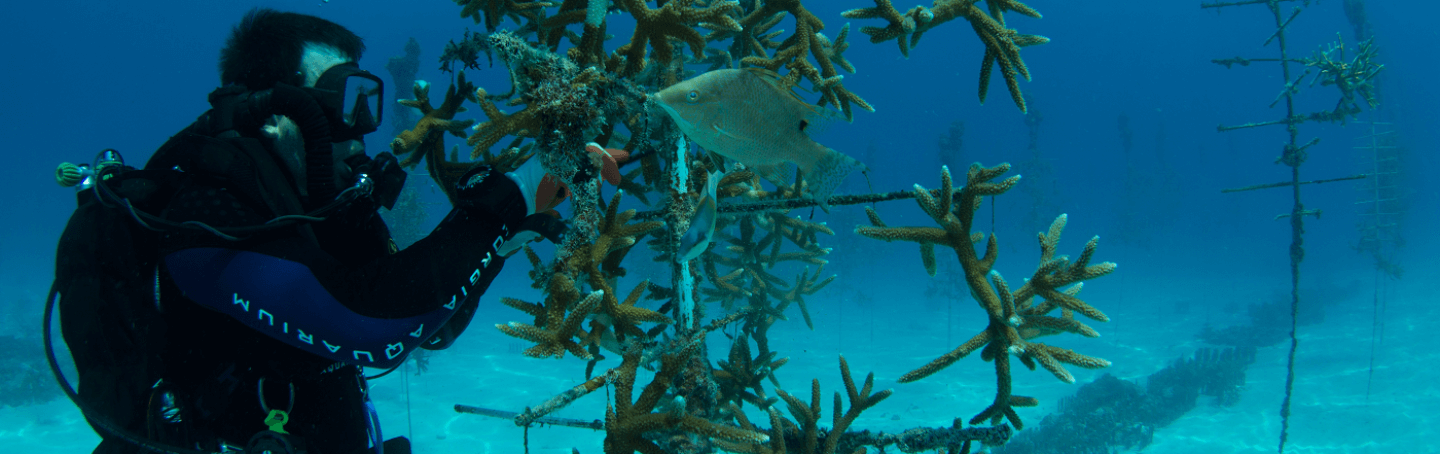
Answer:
(160, 169, 528, 368)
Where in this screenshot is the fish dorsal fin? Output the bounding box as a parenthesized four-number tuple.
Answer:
(743, 67, 785, 87)
(743, 67, 809, 104)
(742, 68, 841, 132)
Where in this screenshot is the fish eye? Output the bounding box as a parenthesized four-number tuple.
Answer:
(686, 90, 699, 103)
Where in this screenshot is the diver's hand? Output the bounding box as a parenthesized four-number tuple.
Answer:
(455, 165, 568, 256)
(496, 214, 566, 257)
(504, 159, 567, 216)
(455, 165, 527, 226)
(500, 160, 568, 256)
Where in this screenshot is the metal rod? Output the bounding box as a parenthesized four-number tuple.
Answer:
(1217, 116, 1298, 131)
(1201, 0, 1304, 9)
(454, 404, 606, 431)
(1220, 174, 1367, 193)
(1212, 57, 1307, 68)
(1263, 8, 1302, 47)
(633, 187, 963, 220)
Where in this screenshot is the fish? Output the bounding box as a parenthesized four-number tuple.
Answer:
(653, 68, 866, 211)
(677, 170, 721, 261)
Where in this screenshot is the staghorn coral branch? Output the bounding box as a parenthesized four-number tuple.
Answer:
(822, 355, 893, 454)
(606, 335, 770, 453)
(559, 191, 669, 349)
(455, 0, 556, 32)
(857, 164, 1113, 429)
(467, 87, 543, 159)
(736, 0, 873, 120)
(842, 0, 927, 56)
(613, 0, 742, 77)
(496, 287, 602, 359)
(898, 331, 989, 383)
(845, 0, 1048, 111)
(725, 355, 893, 454)
(391, 75, 477, 165)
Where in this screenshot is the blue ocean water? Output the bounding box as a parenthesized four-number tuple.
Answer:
(1, 0, 1435, 453)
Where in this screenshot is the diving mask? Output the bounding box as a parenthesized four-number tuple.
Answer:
(303, 62, 384, 142)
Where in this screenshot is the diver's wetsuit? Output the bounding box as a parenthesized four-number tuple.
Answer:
(103, 130, 527, 454)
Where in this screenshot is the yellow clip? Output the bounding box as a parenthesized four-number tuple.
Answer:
(264, 409, 289, 434)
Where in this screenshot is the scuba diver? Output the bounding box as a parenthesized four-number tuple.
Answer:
(50, 8, 565, 454)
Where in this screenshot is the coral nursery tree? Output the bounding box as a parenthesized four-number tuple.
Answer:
(1201, 0, 1383, 452)
(393, 0, 1100, 452)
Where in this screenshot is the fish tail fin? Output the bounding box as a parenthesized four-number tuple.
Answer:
(805, 148, 867, 212)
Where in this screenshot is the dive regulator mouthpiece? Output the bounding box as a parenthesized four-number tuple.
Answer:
(55, 162, 88, 188)
(57, 149, 127, 191)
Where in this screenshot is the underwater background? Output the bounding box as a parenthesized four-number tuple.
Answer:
(1, 0, 1437, 453)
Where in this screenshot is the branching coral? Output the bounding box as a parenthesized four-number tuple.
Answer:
(605, 336, 771, 454)
(714, 332, 788, 413)
(740, 7, 873, 121)
(500, 191, 670, 364)
(703, 3, 786, 63)
(1301, 35, 1384, 121)
(439, 29, 496, 72)
(537, 0, 592, 47)
(768, 266, 835, 330)
(693, 47, 737, 71)
(537, 0, 613, 66)
(565, 191, 672, 344)
(716, 355, 892, 454)
(695, 166, 836, 340)
(390, 75, 479, 203)
(611, 0, 743, 78)
(455, 0, 556, 32)
(466, 86, 546, 159)
(843, 0, 1048, 111)
(392, 77, 476, 166)
(497, 275, 602, 359)
(856, 164, 1114, 429)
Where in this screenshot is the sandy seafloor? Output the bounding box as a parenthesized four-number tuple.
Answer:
(2, 258, 1434, 454)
